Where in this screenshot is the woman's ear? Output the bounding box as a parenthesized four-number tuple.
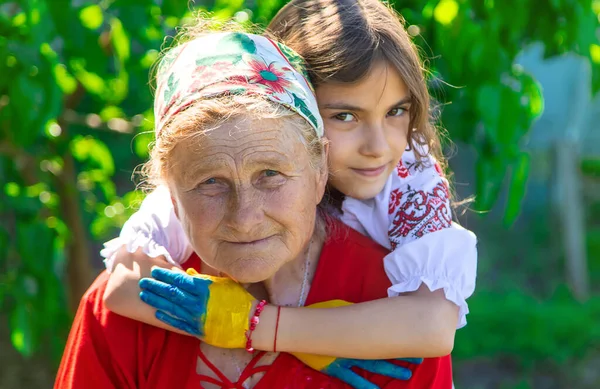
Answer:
(170, 193, 179, 219)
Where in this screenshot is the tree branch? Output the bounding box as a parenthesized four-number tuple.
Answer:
(54, 84, 96, 312)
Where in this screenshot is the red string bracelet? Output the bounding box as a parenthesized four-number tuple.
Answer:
(245, 300, 267, 353)
(273, 306, 281, 352)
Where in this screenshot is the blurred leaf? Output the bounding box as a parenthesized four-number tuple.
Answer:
(110, 18, 130, 64)
(51, 61, 77, 95)
(520, 72, 544, 119)
(433, 0, 459, 26)
(503, 152, 530, 226)
(252, 0, 285, 23)
(70, 58, 105, 96)
(162, 0, 194, 19)
(134, 131, 153, 159)
(23, 0, 54, 45)
(9, 73, 46, 146)
(70, 136, 115, 176)
(10, 303, 34, 358)
(476, 85, 501, 144)
(122, 190, 146, 211)
(140, 49, 159, 68)
(4, 182, 20, 197)
(79, 4, 103, 30)
(212, 0, 244, 20)
(17, 221, 54, 276)
(475, 155, 506, 211)
(590, 44, 600, 64)
(99, 105, 125, 121)
(581, 157, 600, 177)
(107, 71, 129, 104)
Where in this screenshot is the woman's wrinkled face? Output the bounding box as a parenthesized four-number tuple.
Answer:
(317, 60, 411, 200)
(167, 116, 327, 283)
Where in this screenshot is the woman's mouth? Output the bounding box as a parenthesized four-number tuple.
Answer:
(350, 165, 387, 177)
(228, 236, 273, 246)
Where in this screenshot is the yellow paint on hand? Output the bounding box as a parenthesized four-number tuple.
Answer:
(291, 299, 354, 371)
(186, 268, 254, 349)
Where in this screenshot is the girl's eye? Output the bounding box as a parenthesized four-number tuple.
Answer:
(388, 107, 407, 117)
(333, 112, 356, 122)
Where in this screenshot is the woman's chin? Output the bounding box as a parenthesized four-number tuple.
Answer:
(225, 259, 280, 284)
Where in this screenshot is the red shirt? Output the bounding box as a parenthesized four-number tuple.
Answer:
(55, 221, 452, 388)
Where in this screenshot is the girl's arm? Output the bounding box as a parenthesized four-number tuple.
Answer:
(252, 285, 458, 359)
(254, 223, 475, 359)
(103, 246, 192, 335)
(101, 186, 194, 334)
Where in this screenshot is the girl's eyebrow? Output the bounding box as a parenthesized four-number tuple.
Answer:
(321, 96, 412, 111)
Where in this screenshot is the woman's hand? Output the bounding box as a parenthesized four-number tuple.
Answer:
(139, 268, 255, 349)
(292, 300, 422, 389)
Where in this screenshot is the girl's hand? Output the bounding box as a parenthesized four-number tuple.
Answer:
(138, 268, 254, 348)
(292, 300, 422, 389)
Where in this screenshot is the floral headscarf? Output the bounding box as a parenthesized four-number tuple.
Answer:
(154, 32, 323, 137)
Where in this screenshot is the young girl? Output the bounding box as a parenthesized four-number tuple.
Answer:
(102, 0, 476, 386)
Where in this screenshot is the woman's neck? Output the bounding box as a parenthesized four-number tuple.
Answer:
(263, 231, 325, 307)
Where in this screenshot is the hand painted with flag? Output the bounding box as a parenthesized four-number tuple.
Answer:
(140, 269, 421, 389)
(292, 300, 422, 389)
(139, 267, 255, 349)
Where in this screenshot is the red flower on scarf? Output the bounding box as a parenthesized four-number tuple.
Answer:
(247, 60, 291, 94)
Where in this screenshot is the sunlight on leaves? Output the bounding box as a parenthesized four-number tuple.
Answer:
(10, 305, 33, 357)
(79, 5, 103, 30)
(70, 136, 115, 176)
(590, 44, 600, 64)
(110, 18, 130, 63)
(433, 0, 459, 26)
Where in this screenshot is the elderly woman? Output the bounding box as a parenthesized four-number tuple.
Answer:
(54, 30, 452, 389)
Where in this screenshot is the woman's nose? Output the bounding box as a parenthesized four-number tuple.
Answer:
(226, 189, 263, 235)
(359, 123, 390, 159)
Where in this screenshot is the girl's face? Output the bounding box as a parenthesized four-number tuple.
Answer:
(316, 60, 411, 200)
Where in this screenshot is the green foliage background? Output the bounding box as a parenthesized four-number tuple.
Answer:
(0, 0, 599, 386)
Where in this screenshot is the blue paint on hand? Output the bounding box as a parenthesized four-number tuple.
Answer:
(323, 357, 419, 389)
(138, 268, 213, 337)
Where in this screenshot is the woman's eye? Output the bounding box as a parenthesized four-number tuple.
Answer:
(190, 177, 227, 195)
(388, 107, 407, 117)
(263, 169, 280, 177)
(333, 113, 356, 122)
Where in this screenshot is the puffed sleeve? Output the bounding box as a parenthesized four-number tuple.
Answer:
(384, 223, 478, 329)
(100, 185, 193, 272)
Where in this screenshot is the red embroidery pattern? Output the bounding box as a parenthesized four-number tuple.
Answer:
(389, 188, 402, 215)
(388, 182, 452, 249)
(434, 162, 444, 177)
(396, 160, 410, 178)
